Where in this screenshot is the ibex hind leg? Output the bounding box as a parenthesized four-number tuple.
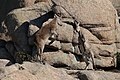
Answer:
(38, 48, 43, 63)
(38, 47, 46, 64)
(82, 55, 90, 70)
(90, 51, 95, 70)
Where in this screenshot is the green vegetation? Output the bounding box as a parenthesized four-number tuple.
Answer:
(15, 51, 32, 63)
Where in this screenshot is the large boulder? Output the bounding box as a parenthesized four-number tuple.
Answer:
(0, 0, 23, 26)
(52, 0, 116, 44)
(1, 62, 75, 80)
(42, 51, 93, 70)
(4, 2, 52, 35)
(3, 2, 52, 54)
(52, 0, 117, 68)
(1, 62, 120, 80)
(42, 51, 77, 67)
(0, 0, 27, 40)
(56, 22, 74, 43)
(67, 70, 120, 80)
(0, 0, 40, 32)
(0, 0, 44, 25)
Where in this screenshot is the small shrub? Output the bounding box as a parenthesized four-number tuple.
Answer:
(15, 51, 32, 64)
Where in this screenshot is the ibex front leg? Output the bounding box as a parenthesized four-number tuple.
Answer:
(37, 41, 45, 64)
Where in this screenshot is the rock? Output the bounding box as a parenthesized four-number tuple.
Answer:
(0, 0, 24, 27)
(116, 22, 120, 52)
(0, 0, 49, 26)
(0, 47, 13, 61)
(0, 33, 11, 41)
(3, 2, 53, 54)
(80, 27, 102, 44)
(42, 51, 78, 67)
(61, 43, 74, 53)
(70, 62, 93, 70)
(52, 0, 116, 27)
(0, 59, 10, 67)
(28, 36, 35, 46)
(92, 43, 117, 57)
(23, 0, 49, 7)
(2, 70, 36, 80)
(28, 24, 39, 37)
(3, 2, 52, 35)
(1, 62, 75, 80)
(0, 0, 42, 33)
(95, 57, 115, 68)
(67, 70, 120, 80)
(33, 63, 75, 80)
(22, 0, 36, 7)
(0, 40, 6, 47)
(5, 41, 20, 63)
(99, 50, 112, 57)
(73, 45, 81, 55)
(109, 0, 120, 9)
(0, 63, 21, 79)
(57, 23, 73, 42)
(46, 40, 61, 50)
(28, 24, 38, 46)
(35, 0, 49, 3)
(0, 40, 14, 62)
(0, 41, 15, 63)
(43, 50, 93, 69)
(52, 0, 117, 68)
(0, 67, 5, 79)
(12, 22, 31, 53)
(52, 5, 71, 18)
(21, 62, 43, 73)
(5, 41, 16, 58)
(80, 27, 117, 68)
(23, 0, 51, 7)
(4, 64, 19, 75)
(42, 18, 53, 26)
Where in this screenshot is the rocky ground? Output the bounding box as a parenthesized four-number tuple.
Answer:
(0, 0, 120, 80)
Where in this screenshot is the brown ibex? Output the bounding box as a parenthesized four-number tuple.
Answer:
(35, 15, 58, 63)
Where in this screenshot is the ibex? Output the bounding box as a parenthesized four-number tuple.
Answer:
(77, 27, 95, 70)
(35, 15, 58, 63)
